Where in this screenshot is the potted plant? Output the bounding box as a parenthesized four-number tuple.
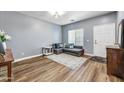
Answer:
(0, 30, 11, 50)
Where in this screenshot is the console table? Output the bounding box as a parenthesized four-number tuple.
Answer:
(0, 49, 14, 82)
(41, 47, 53, 56)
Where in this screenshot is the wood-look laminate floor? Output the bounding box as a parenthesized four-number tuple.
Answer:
(12, 56, 124, 82)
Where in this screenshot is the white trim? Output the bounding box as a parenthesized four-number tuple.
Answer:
(14, 54, 43, 63)
(84, 53, 94, 56)
(14, 52, 93, 63)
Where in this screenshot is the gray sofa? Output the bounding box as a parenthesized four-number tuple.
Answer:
(52, 43, 84, 56)
(63, 45, 84, 56)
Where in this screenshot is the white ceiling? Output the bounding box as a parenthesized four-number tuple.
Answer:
(19, 11, 114, 25)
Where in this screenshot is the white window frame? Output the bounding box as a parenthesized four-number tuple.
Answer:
(68, 29, 84, 46)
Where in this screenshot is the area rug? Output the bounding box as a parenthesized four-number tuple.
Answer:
(47, 53, 88, 70)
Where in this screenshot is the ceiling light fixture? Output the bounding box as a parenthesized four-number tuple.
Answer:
(48, 11, 66, 18)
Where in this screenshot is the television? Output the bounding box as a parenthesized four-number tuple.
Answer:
(118, 19, 124, 48)
(0, 42, 5, 54)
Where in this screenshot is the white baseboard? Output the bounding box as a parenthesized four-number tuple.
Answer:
(14, 53, 93, 63)
(14, 54, 43, 63)
(84, 53, 94, 56)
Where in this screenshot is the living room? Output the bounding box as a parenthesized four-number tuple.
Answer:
(0, 11, 124, 82)
(1, 0, 124, 92)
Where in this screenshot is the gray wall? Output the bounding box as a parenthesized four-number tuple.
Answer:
(62, 12, 117, 54)
(0, 12, 62, 59)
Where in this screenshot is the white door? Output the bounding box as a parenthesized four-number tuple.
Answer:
(93, 23, 115, 57)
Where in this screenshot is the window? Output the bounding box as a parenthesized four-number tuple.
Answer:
(68, 29, 84, 46)
(68, 30, 75, 44)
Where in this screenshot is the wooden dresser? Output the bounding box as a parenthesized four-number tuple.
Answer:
(106, 46, 124, 79)
(0, 49, 14, 81)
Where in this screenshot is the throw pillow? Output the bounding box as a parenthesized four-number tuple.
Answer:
(70, 44, 74, 48)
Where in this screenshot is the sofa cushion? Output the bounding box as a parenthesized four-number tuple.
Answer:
(54, 48, 63, 51)
(70, 44, 74, 48)
(52, 43, 63, 49)
(63, 48, 83, 53)
(59, 43, 63, 48)
(65, 43, 74, 48)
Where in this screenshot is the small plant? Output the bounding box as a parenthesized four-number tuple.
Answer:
(0, 31, 11, 42)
